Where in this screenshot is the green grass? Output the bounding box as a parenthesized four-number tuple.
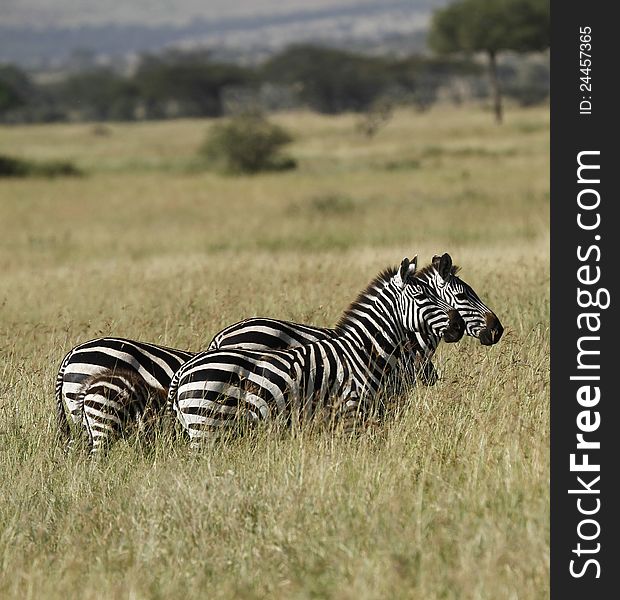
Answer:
(0, 105, 549, 599)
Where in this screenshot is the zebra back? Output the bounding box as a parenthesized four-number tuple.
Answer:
(208, 317, 334, 351)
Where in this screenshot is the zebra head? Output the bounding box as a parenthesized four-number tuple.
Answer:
(396, 257, 465, 345)
(424, 253, 504, 346)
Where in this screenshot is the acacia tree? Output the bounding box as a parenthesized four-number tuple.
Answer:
(429, 0, 549, 123)
(0, 65, 32, 116)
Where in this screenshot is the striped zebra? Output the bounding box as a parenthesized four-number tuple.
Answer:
(168, 257, 465, 446)
(205, 252, 503, 382)
(54, 300, 437, 448)
(55, 337, 194, 445)
(75, 370, 167, 454)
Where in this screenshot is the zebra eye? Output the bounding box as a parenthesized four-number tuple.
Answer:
(455, 292, 467, 301)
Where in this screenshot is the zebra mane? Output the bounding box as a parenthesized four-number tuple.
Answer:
(334, 265, 398, 331)
(334, 261, 461, 331)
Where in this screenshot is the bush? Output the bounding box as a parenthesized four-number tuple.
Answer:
(200, 113, 296, 174)
(0, 154, 82, 178)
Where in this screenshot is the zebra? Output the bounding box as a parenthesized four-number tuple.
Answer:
(75, 369, 167, 455)
(168, 257, 466, 446)
(54, 300, 435, 448)
(55, 337, 195, 445)
(205, 252, 503, 382)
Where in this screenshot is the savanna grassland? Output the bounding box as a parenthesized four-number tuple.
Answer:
(0, 106, 549, 599)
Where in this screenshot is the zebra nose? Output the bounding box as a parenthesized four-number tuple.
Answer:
(479, 313, 503, 345)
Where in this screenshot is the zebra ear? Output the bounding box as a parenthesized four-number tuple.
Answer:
(433, 253, 452, 281)
(399, 257, 410, 287)
(399, 256, 417, 287)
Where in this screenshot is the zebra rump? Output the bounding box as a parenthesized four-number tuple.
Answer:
(76, 369, 167, 454)
(55, 336, 195, 444)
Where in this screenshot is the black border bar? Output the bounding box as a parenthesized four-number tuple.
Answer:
(550, 2, 617, 596)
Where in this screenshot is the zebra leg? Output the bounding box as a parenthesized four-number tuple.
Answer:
(187, 425, 221, 451)
(55, 380, 77, 454)
(83, 404, 120, 457)
(330, 393, 366, 436)
(55, 394, 72, 449)
(89, 427, 108, 456)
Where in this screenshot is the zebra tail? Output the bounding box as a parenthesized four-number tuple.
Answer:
(54, 353, 72, 443)
(166, 368, 181, 416)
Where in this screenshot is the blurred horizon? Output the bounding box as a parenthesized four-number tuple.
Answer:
(1, 0, 445, 68)
(1, 0, 549, 126)
(4, 0, 442, 28)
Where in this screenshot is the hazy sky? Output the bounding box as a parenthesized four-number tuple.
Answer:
(2, 0, 425, 28)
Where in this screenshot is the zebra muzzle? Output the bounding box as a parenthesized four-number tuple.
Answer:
(479, 313, 504, 345)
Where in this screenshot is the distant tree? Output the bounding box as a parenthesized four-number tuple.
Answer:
(134, 51, 251, 118)
(0, 65, 33, 115)
(429, 0, 549, 122)
(503, 58, 550, 106)
(262, 45, 391, 114)
(53, 69, 139, 121)
(388, 55, 482, 111)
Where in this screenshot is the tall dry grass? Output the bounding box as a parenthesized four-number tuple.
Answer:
(0, 105, 549, 599)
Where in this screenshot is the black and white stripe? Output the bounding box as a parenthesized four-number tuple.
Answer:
(208, 318, 333, 353)
(76, 370, 166, 454)
(169, 258, 465, 446)
(55, 337, 194, 443)
(54, 254, 501, 449)
(207, 318, 437, 389)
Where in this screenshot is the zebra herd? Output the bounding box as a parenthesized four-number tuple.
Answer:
(55, 253, 503, 453)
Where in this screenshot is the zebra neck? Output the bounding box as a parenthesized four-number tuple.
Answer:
(336, 287, 407, 363)
(409, 271, 444, 358)
(412, 330, 441, 359)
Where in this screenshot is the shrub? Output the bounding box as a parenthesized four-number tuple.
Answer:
(200, 113, 296, 174)
(356, 99, 393, 138)
(0, 154, 82, 178)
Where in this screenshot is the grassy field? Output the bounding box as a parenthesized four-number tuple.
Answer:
(0, 106, 549, 599)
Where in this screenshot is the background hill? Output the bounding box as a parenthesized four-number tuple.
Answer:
(2, 0, 445, 67)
